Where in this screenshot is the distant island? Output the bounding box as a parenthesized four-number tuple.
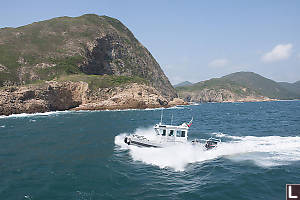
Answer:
(175, 72, 300, 103)
(0, 14, 185, 116)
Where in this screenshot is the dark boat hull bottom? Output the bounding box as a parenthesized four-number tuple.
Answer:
(124, 137, 160, 148)
(130, 140, 160, 148)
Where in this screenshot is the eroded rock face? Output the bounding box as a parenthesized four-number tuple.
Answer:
(80, 33, 177, 100)
(76, 83, 169, 110)
(0, 81, 182, 116)
(0, 81, 88, 115)
(168, 98, 188, 106)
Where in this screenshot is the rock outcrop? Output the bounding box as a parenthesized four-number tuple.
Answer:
(0, 81, 182, 116)
(167, 98, 188, 106)
(75, 83, 169, 110)
(0, 81, 88, 115)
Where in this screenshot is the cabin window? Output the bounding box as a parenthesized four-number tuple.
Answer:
(162, 129, 166, 136)
(158, 129, 162, 135)
(176, 130, 181, 137)
(181, 131, 186, 137)
(155, 128, 161, 135)
(169, 130, 174, 136)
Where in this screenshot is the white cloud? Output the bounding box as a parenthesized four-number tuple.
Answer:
(209, 58, 229, 67)
(262, 43, 293, 62)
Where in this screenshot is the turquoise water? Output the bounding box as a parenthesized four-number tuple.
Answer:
(0, 101, 300, 200)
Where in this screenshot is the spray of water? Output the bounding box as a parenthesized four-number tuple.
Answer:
(115, 127, 300, 171)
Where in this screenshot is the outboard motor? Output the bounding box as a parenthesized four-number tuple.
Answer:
(124, 136, 131, 145)
(204, 138, 221, 150)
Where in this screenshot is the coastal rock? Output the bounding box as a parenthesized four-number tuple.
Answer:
(167, 98, 188, 106)
(75, 83, 169, 110)
(0, 81, 180, 116)
(0, 81, 88, 115)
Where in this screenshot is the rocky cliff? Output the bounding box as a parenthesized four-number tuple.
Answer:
(0, 81, 185, 116)
(0, 81, 87, 115)
(0, 14, 176, 100)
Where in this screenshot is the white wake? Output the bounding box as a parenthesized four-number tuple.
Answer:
(115, 128, 300, 171)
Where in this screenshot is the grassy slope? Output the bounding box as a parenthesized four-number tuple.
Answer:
(0, 14, 145, 87)
(57, 74, 147, 90)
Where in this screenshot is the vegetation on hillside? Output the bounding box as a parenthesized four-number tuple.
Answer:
(57, 74, 147, 90)
(176, 78, 260, 96)
(177, 72, 300, 100)
(0, 14, 143, 87)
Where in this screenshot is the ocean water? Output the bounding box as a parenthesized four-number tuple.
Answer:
(0, 101, 300, 200)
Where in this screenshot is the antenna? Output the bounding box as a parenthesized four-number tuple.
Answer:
(160, 109, 163, 124)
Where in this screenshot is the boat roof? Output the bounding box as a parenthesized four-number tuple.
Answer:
(155, 123, 189, 130)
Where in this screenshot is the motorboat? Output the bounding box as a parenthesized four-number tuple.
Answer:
(124, 119, 191, 148)
(124, 113, 221, 150)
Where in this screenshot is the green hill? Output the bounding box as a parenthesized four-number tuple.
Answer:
(0, 14, 176, 99)
(221, 72, 299, 99)
(176, 72, 300, 102)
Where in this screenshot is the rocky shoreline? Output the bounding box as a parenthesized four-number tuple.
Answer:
(0, 81, 187, 116)
(178, 88, 276, 103)
(0, 80, 282, 117)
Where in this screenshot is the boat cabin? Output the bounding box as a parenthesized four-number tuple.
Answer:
(154, 123, 189, 142)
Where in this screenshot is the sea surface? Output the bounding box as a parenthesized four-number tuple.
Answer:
(1, 101, 300, 200)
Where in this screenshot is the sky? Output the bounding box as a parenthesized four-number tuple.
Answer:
(0, 0, 299, 84)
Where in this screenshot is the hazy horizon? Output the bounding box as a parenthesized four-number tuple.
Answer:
(1, 1, 299, 84)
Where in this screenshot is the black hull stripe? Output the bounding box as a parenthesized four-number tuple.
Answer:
(130, 140, 160, 148)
